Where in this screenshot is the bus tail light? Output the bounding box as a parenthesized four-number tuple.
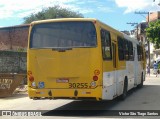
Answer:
(93, 75, 98, 81)
(94, 70, 100, 75)
(93, 69, 100, 81)
(29, 75, 34, 82)
(28, 71, 34, 82)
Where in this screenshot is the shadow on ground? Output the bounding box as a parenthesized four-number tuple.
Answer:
(43, 85, 156, 116)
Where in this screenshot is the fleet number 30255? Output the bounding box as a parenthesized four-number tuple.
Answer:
(68, 83, 88, 88)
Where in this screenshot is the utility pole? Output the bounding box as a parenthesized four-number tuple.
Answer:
(126, 22, 138, 40)
(135, 11, 150, 70)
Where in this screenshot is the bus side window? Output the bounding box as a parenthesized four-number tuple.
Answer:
(124, 39, 129, 60)
(141, 46, 144, 60)
(128, 41, 134, 61)
(137, 45, 142, 61)
(118, 37, 125, 60)
(101, 29, 112, 60)
(137, 45, 139, 61)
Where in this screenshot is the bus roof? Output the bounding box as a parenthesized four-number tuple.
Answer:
(31, 18, 97, 25)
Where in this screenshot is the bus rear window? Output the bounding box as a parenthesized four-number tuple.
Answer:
(30, 21, 97, 48)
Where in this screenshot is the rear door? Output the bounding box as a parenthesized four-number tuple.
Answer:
(101, 29, 115, 99)
(112, 41, 118, 96)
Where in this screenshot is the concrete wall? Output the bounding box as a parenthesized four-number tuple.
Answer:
(0, 51, 27, 73)
(0, 25, 29, 51)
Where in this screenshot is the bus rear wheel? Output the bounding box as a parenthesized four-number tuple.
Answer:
(120, 79, 128, 100)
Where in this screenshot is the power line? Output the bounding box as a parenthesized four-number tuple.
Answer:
(135, 11, 148, 14)
(127, 22, 138, 26)
(134, 11, 151, 70)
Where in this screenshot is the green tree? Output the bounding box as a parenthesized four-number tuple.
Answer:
(145, 20, 160, 49)
(23, 6, 84, 24)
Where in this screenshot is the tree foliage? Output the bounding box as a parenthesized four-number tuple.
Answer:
(145, 20, 160, 49)
(23, 6, 84, 24)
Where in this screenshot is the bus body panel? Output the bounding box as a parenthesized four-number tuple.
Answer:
(28, 50, 103, 99)
(28, 87, 102, 99)
(102, 70, 126, 100)
(28, 48, 102, 88)
(28, 19, 103, 100)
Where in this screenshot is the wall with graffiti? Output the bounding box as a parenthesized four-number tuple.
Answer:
(0, 78, 13, 89)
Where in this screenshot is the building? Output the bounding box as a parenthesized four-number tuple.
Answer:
(146, 12, 160, 22)
(130, 11, 160, 66)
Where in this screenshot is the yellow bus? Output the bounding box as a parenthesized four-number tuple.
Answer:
(27, 18, 146, 101)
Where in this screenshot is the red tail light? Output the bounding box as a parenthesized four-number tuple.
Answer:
(28, 71, 34, 82)
(93, 75, 98, 81)
(29, 75, 34, 82)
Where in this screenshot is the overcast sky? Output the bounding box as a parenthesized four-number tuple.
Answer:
(0, 0, 160, 31)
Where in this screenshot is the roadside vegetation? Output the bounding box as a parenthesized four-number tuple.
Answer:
(23, 5, 84, 24)
(146, 20, 160, 49)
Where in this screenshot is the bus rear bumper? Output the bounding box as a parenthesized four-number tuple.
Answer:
(28, 88, 102, 101)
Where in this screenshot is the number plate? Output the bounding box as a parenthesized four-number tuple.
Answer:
(56, 78, 69, 83)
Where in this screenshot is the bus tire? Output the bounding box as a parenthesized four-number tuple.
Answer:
(120, 78, 128, 100)
(137, 73, 143, 88)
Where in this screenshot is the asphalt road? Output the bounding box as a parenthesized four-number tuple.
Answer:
(0, 74, 160, 118)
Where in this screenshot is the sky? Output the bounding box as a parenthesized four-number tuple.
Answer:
(0, 0, 160, 31)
